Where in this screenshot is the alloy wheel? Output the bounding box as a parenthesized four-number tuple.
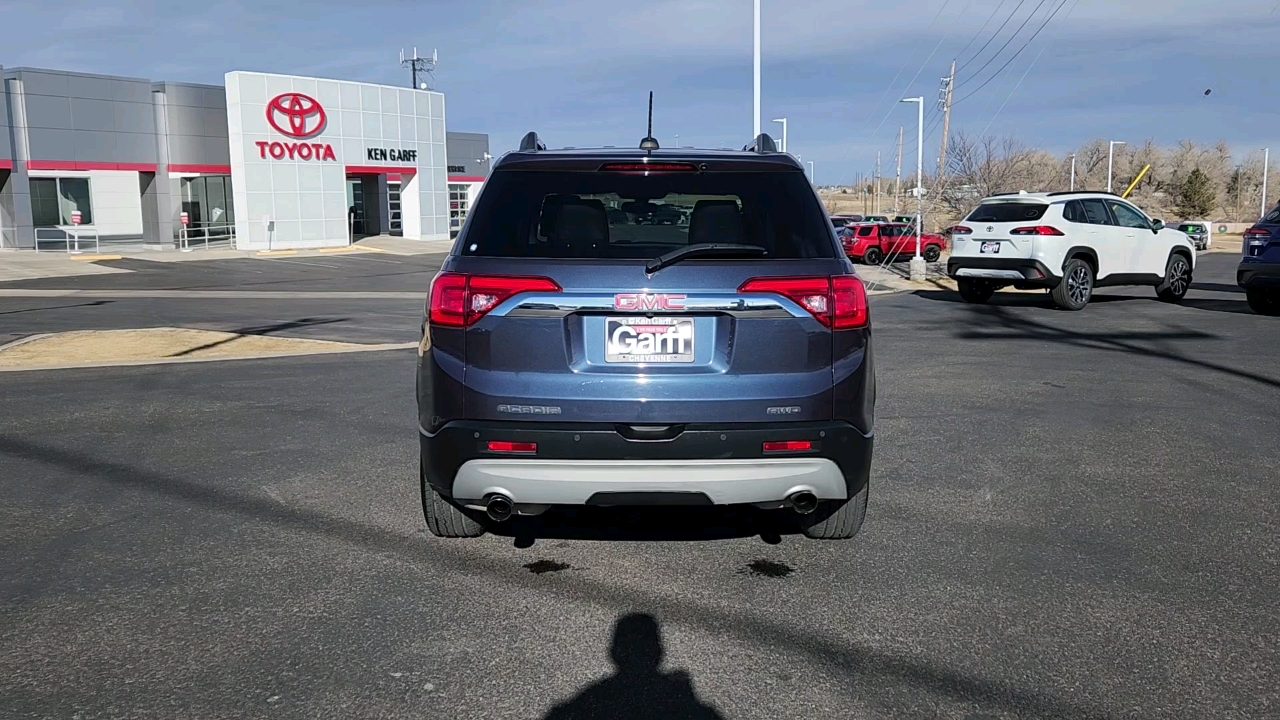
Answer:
(1067, 265, 1091, 305)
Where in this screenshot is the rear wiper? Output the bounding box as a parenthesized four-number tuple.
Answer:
(645, 243, 767, 274)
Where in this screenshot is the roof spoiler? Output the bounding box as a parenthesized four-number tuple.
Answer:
(742, 133, 778, 153)
(519, 132, 546, 152)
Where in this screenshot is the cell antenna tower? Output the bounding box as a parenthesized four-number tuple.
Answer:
(400, 47, 438, 90)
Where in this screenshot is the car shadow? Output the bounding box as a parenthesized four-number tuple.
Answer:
(1176, 298, 1256, 315)
(540, 613, 726, 720)
(1190, 282, 1243, 294)
(492, 505, 794, 545)
(911, 289, 1142, 307)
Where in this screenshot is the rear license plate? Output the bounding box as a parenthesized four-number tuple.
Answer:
(605, 317, 694, 363)
(980, 241, 1001, 254)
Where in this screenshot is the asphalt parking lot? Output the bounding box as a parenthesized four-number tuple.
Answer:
(1, 251, 1277, 719)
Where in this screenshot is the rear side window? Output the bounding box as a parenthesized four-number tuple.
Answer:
(857, 226, 874, 237)
(965, 202, 1049, 222)
(1264, 204, 1280, 223)
(461, 170, 837, 259)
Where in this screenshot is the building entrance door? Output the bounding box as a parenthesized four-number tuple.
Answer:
(346, 178, 366, 238)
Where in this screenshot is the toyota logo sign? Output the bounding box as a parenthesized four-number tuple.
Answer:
(266, 93, 326, 139)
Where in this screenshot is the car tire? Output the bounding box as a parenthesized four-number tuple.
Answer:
(957, 278, 995, 303)
(863, 247, 883, 265)
(923, 245, 941, 262)
(421, 459, 487, 538)
(1156, 254, 1192, 302)
(1051, 258, 1093, 310)
(799, 484, 868, 540)
(1246, 288, 1280, 316)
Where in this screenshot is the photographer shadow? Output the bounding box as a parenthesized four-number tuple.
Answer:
(542, 613, 726, 720)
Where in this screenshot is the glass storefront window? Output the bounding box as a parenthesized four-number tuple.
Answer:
(31, 177, 92, 227)
(177, 175, 236, 239)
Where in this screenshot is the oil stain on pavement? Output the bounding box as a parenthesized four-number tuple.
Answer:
(524, 560, 571, 574)
(741, 559, 794, 578)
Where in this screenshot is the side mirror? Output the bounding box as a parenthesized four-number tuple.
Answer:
(1150, 219, 1164, 232)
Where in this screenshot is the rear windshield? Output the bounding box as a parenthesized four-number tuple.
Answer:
(460, 169, 837, 259)
(965, 202, 1049, 222)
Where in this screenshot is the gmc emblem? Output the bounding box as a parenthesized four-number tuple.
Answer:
(614, 293, 686, 311)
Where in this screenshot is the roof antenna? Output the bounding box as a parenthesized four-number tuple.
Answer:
(639, 91, 659, 151)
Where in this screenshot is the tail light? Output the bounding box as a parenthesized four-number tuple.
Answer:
(1243, 228, 1271, 240)
(763, 440, 812, 452)
(1010, 225, 1065, 236)
(428, 272, 562, 328)
(738, 275, 869, 329)
(951, 225, 973, 235)
(598, 162, 698, 174)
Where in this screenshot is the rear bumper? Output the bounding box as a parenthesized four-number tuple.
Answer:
(947, 256, 1058, 287)
(1237, 260, 1280, 289)
(421, 420, 872, 508)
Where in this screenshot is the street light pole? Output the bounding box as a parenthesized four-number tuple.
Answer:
(1107, 140, 1126, 192)
(772, 117, 787, 153)
(808, 160, 814, 184)
(1069, 154, 1076, 191)
(753, 0, 761, 139)
(902, 97, 925, 281)
(1263, 147, 1271, 220)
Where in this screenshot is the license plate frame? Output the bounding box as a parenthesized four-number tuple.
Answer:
(979, 241, 1001, 254)
(605, 316, 695, 363)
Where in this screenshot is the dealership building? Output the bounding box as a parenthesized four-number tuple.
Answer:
(0, 65, 489, 251)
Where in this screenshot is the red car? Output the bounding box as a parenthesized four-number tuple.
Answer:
(840, 222, 946, 264)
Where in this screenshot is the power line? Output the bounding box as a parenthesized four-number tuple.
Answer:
(955, 0, 1054, 91)
(953, 0, 1012, 68)
(955, 0, 1032, 74)
(978, 0, 1080, 136)
(953, 0, 1072, 105)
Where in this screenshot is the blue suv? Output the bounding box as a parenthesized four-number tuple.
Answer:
(417, 132, 874, 540)
(1240, 201, 1280, 315)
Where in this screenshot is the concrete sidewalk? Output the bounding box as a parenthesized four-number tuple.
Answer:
(0, 235, 453, 282)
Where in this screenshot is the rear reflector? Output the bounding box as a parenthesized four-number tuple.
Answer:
(487, 441, 537, 454)
(1010, 225, 1065, 236)
(763, 440, 812, 452)
(738, 275, 869, 329)
(598, 162, 698, 174)
(429, 272, 562, 328)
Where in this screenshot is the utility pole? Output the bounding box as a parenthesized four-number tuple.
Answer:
(937, 60, 955, 178)
(1068, 154, 1076, 191)
(875, 151, 882, 215)
(895, 126, 903, 212)
(400, 48, 438, 90)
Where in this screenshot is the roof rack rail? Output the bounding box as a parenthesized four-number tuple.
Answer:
(742, 133, 778, 153)
(1045, 190, 1119, 197)
(519, 132, 546, 152)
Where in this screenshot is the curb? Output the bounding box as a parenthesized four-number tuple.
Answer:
(0, 341, 418, 373)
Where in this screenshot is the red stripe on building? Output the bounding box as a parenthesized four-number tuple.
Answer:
(344, 165, 418, 175)
(168, 164, 232, 174)
(27, 160, 159, 172)
(0, 159, 12, 170)
(386, 173, 402, 182)
(448, 175, 486, 182)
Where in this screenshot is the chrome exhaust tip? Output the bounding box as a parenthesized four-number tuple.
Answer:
(485, 494, 514, 522)
(788, 491, 818, 515)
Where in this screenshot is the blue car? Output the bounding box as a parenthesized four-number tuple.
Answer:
(1239, 202, 1280, 315)
(417, 132, 875, 539)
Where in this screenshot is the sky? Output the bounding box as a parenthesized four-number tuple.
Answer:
(1, 0, 1278, 185)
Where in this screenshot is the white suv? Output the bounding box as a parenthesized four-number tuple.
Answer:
(946, 191, 1196, 310)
